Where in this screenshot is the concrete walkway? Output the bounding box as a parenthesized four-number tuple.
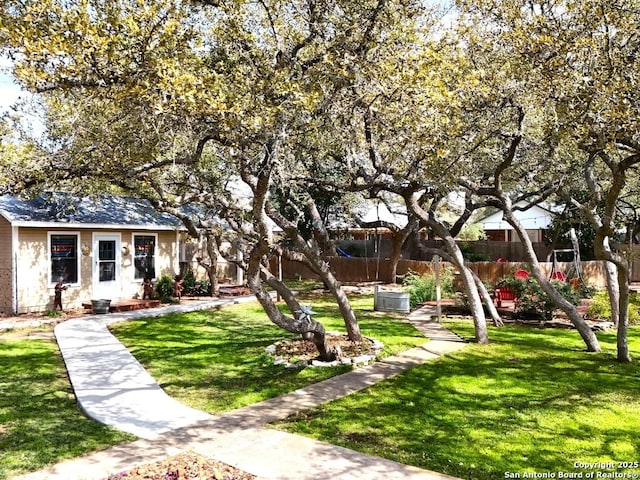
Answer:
(15, 298, 466, 480)
(53, 298, 257, 439)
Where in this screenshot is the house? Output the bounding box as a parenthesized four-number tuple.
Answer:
(0, 192, 184, 314)
(478, 203, 556, 243)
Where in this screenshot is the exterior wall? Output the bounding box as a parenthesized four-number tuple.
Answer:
(15, 227, 56, 313)
(119, 230, 179, 299)
(485, 229, 544, 243)
(14, 227, 180, 314)
(0, 217, 14, 314)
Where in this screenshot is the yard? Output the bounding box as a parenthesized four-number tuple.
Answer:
(275, 320, 640, 480)
(108, 295, 427, 413)
(0, 337, 135, 479)
(2, 292, 639, 480)
(0, 293, 426, 478)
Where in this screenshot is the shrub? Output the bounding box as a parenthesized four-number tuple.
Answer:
(459, 242, 490, 262)
(403, 269, 455, 308)
(182, 269, 197, 295)
(155, 275, 175, 302)
(586, 291, 640, 324)
(197, 280, 211, 296)
(498, 275, 580, 321)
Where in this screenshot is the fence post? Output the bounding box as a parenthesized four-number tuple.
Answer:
(373, 285, 379, 311)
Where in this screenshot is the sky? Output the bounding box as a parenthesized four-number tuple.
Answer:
(0, 54, 23, 114)
(0, 72, 22, 114)
(0, 57, 44, 137)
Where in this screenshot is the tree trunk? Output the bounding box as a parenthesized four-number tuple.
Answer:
(616, 266, 632, 363)
(422, 245, 503, 328)
(261, 266, 303, 315)
(427, 217, 489, 344)
(269, 200, 363, 342)
(306, 199, 363, 340)
(604, 260, 621, 326)
(205, 232, 219, 295)
(320, 265, 363, 341)
(504, 210, 601, 352)
(247, 245, 336, 361)
(388, 235, 404, 284)
(241, 146, 335, 361)
(472, 270, 504, 327)
(282, 248, 363, 342)
(459, 263, 490, 343)
(406, 193, 489, 344)
(388, 219, 418, 283)
(599, 238, 632, 362)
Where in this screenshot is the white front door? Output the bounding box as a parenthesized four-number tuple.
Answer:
(92, 234, 121, 300)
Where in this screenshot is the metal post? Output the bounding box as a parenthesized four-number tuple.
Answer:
(277, 253, 282, 302)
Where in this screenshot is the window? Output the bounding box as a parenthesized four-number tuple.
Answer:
(98, 240, 116, 281)
(134, 234, 156, 279)
(50, 234, 79, 284)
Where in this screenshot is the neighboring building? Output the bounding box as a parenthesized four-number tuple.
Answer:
(0, 193, 184, 314)
(478, 203, 556, 243)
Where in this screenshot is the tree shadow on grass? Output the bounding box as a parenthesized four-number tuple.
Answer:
(0, 340, 133, 478)
(275, 325, 640, 480)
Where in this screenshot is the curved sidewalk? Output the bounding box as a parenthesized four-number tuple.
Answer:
(18, 301, 466, 480)
(54, 297, 257, 439)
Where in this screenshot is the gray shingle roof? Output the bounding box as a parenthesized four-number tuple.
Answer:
(0, 193, 183, 230)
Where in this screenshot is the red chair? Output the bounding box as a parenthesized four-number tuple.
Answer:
(494, 270, 529, 308)
(494, 286, 517, 308)
(550, 271, 566, 281)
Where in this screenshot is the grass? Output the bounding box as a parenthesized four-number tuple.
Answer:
(110, 294, 426, 413)
(10, 291, 636, 479)
(0, 338, 135, 479)
(274, 320, 640, 480)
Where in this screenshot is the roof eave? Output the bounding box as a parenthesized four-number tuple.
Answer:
(11, 221, 185, 231)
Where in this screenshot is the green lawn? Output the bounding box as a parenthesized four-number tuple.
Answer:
(274, 321, 640, 480)
(0, 338, 134, 479)
(110, 295, 427, 413)
(9, 294, 635, 480)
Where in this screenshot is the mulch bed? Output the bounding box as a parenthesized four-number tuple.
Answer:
(104, 452, 255, 480)
(273, 333, 377, 361)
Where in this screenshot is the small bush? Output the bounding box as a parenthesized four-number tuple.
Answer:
(182, 269, 197, 295)
(155, 275, 175, 302)
(459, 242, 490, 262)
(44, 309, 64, 318)
(498, 275, 580, 321)
(586, 291, 640, 324)
(197, 280, 211, 296)
(403, 269, 455, 308)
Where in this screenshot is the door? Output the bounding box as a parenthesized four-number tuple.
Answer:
(92, 234, 121, 300)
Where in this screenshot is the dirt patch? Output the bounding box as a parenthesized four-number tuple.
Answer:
(274, 334, 377, 361)
(267, 332, 383, 368)
(103, 452, 255, 479)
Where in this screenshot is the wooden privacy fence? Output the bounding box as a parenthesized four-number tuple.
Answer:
(272, 257, 609, 288)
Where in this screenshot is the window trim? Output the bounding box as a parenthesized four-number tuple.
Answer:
(48, 231, 81, 287)
(132, 232, 158, 281)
